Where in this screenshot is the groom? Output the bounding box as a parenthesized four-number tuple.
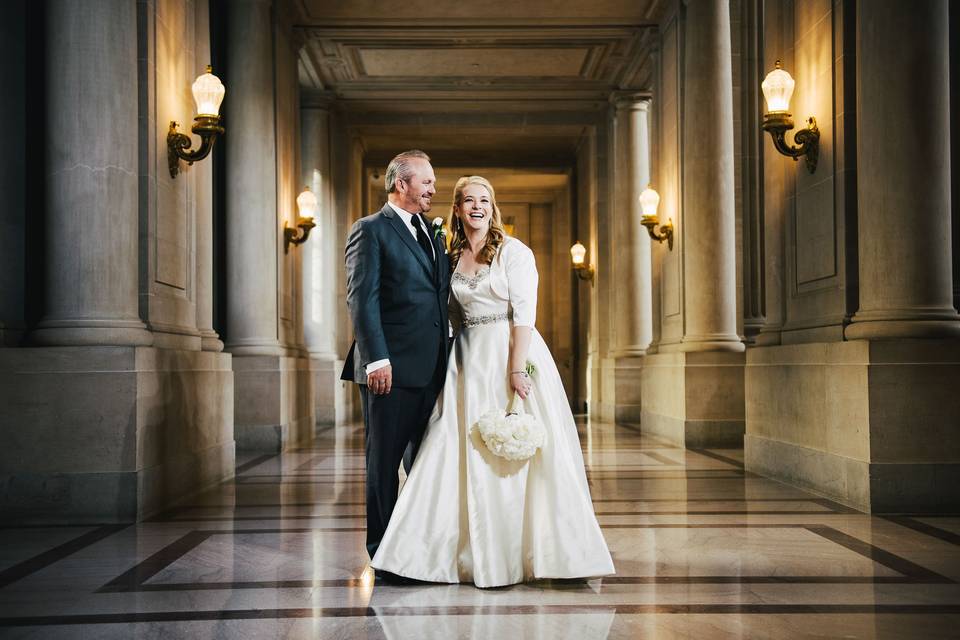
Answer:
(342, 150, 450, 560)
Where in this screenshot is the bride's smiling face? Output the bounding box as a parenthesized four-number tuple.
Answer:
(457, 184, 493, 232)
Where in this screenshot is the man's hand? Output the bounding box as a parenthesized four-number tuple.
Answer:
(367, 364, 393, 395)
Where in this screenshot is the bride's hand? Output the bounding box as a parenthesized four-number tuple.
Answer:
(510, 371, 532, 399)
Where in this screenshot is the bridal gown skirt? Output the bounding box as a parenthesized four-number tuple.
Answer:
(370, 321, 614, 588)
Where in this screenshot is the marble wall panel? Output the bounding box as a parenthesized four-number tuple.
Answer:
(0, 346, 234, 522)
(866, 340, 960, 463)
(777, 0, 854, 341)
(142, 0, 201, 341)
(745, 341, 870, 460)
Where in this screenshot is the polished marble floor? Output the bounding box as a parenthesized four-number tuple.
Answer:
(1, 419, 959, 638)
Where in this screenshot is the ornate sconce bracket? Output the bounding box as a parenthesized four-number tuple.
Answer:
(167, 115, 224, 178)
(761, 113, 819, 174)
(284, 218, 317, 253)
(573, 263, 595, 285)
(642, 218, 674, 250)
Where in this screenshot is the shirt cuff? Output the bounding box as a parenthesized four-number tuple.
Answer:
(365, 359, 391, 375)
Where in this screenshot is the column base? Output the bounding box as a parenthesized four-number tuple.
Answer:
(0, 346, 234, 523)
(225, 338, 285, 357)
(31, 319, 154, 347)
(745, 339, 960, 513)
(677, 334, 746, 352)
(234, 354, 315, 452)
(639, 351, 745, 448)
(845, 318, 960, 340)
(201, 330, 225, 352)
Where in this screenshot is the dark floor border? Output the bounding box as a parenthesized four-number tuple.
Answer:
(0, 524, 129, 589)
(158, 497, 847, 519)
(3, 603, 960, 626)
(688, 448, 745, 470)
(96, 523, 952, 594)
(159, 508, 846, 523)
(881, 516, 960, 546)
(235, 454, 279, 476)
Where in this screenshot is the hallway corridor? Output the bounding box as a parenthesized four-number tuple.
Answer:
(1, 420, 958, 638)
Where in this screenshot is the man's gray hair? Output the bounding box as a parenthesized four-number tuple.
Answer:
(385, 150, 431, 193)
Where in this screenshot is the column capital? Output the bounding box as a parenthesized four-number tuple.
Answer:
(609, 92, 652, 111)
(301, 89, 337, 111)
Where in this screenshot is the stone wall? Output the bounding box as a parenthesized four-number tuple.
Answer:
(744, 0, 960, 512)
(0, 0, 235, 523)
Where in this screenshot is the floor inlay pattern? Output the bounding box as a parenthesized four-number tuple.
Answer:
(1, 420, 958, 638)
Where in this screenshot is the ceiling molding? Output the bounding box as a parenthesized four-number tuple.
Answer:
(292, 0, 667, 27)
(294, 23, 658, 111)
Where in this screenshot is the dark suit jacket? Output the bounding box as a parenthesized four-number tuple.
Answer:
(341, 203, 450, 388)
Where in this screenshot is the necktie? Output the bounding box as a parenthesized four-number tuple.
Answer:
(413, 215, 435, 264)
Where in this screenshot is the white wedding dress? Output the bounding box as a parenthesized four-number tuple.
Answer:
(371, 237, 614, 588)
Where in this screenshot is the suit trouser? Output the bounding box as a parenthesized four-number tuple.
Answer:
(361, 353, 445, 559)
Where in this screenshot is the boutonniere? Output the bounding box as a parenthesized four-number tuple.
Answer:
(431, 217, 448, 252)
(431, 217, 446, 240)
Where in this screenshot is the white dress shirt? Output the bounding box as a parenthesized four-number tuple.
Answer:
(365, 202, 435, 376)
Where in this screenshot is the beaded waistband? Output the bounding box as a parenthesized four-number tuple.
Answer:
(462, 311, 512, 328)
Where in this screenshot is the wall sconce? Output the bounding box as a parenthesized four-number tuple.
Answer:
(639, 187, 674, 250)
(167, 65, 225, 178)
(284, 187, 318, 253)
(570, 241, 595, 284)
(760, 60, 819, 173)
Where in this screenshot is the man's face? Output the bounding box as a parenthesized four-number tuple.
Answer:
(397, 159, 436, 213)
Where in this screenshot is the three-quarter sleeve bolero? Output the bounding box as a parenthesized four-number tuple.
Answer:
(488, 237, 539, 328)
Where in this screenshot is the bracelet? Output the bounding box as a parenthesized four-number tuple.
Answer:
(509, 370, 529, 376)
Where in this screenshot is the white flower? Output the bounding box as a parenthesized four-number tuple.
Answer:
(474, 407, 546, 461)
(432, 216, 444, 228)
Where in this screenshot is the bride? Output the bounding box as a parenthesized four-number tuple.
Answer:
(370, 176, 614, 588)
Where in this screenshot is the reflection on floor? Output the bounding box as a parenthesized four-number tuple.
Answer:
(1, 419, 959, 638)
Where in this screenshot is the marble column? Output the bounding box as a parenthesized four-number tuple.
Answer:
(845, 0, 960, 340)
(301, 106, 337, 361)
(302, 104, 339, 426)
(679, 0, 744, 353)
(196, 0, 223, 353)
(611, 95, 654, 356)
(224, 0, 281, 356)
(31, 0, 152, 347)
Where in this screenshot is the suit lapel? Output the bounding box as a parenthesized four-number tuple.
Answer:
(381, 204, 434, 279)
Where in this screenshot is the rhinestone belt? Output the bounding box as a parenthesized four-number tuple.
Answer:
(462, 311, 512, 328)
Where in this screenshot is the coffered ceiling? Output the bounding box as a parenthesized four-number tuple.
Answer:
(291, 0, 667, 113)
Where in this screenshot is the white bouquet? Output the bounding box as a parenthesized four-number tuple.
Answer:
(474, 393, 546, 461)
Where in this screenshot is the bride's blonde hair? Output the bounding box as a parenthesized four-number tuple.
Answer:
(448, 176, 506, 270)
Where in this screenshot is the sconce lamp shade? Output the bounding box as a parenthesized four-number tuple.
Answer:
(761, 60, 794, 113)
(639, 187, 661, 222)
(570, 241, 587, 266)
(296, 186, 318, 218)
(192, 65, 225, 117)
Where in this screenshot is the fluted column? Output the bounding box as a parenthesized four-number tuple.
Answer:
(611, 94, 653, 356)
(679, 0, 744, 353)
(224, 0, 281, 355)
(301, 105, 337, 360)
(845, 0, 960, 340)
(32, 0, 152, 347)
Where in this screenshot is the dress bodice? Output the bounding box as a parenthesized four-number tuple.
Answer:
(448, 237, 539, 331)
(451, 267, 510, 326)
